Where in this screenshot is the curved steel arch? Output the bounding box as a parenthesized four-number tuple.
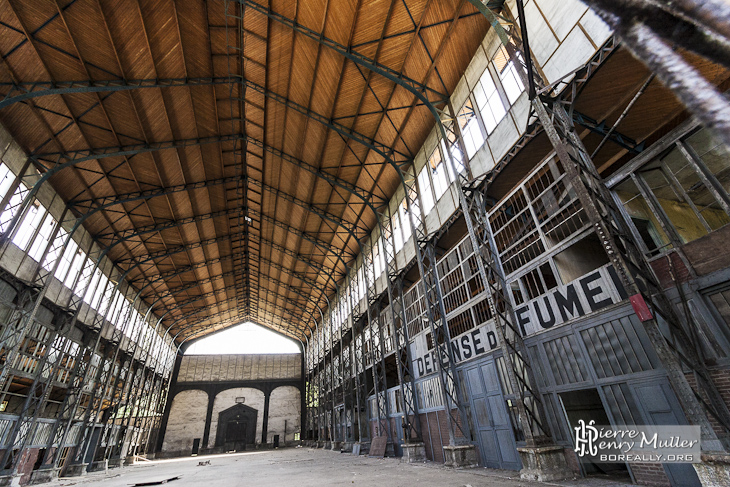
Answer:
(129, 237, 334, 304)
(94, 179, 363, 252)
(49, 134, 387, 212)
(169, 294, 317, 343)
(146, 254, 330, 319)
(164, 291, 318, 339)
(153, 270, 325, 338)
(117, 210, 351, 277)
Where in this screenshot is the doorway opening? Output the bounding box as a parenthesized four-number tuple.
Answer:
(560, 388, 630, 481)
(215, 403, 258, 452)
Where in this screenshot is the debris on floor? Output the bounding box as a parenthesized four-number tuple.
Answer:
(197, 460, 211, 466)
(133, 476, 180, 486)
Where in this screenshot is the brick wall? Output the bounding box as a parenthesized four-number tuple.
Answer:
(178, 353, 300, 382)
(649, 250, 692, 290)
(630, 463, 671, 487)
(684, 366, 730, 439)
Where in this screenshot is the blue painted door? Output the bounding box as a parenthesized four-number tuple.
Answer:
(464, 359, 522, 470)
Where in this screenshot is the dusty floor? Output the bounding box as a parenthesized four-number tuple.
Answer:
(47, 448, 633, 487)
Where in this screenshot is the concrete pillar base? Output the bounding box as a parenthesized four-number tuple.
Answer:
(0, 473, 22, 487)
(694, 453, 730, 487)
(517, 445, 571, 482)
(400, 442, 426, 463)
(29, 467, 60, 484)
(443, 444, 478, 468)
(323, 441, 331, 450)
(341, 441, 354, 453)
(330, 441, 342, 451)
(108, 457, 124, 468)
(88, 459, 108, 473)
(64, 463, 89, 477)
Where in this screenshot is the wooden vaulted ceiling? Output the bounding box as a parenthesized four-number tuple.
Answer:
(0, 0, 493, 344)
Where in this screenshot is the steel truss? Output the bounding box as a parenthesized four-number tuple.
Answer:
(0, 26, 447, 452)
(6, 0, 717, 471)
(470, 0, 730, 453)
(0, 77, 237, 110)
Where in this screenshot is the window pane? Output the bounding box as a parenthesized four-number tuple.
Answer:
(418, 167, 435, 215)
(429, 147, 448, 200)
(43, 226, 68, 272)
(84, 268, 102, 305)
(663, 146, 729, 231)
(475, 68, 506, 134)
(457, 98, 484, 159)
(641, 160, 709, 243)
(0, 164, 15, 201)
(614, 178, 672, 256)
(493, 46, 525, 105)
(0, 184, 26, 233)
(28, 213, 56, 263)
(13, 201, 45, 250)
(685, 127, 730, 195)
(393, 208, 404, 252)
(400, 200, 412, 243)
(64, 249, 85, 290)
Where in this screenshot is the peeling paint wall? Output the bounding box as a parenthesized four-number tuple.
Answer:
(161, 389, 208, 454)
(267, 386, 301, 444)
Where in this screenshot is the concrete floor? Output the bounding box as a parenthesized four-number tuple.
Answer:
(46, 448, 634, 487)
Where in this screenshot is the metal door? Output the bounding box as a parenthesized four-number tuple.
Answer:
(392, 416, 403, 457)
(225, 420, 248, 451)
(464, 358, 521, 470)
(632, 381, 700, 487)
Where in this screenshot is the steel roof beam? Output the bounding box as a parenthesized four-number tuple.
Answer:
(37, 134, 386, 212)
(247, 178, 368, 237)
(239, 78, 411, 164)
(243, 135, 389, 209)
(166, 285, 319, 335)
(131, 251, 325, 302)
(233, 0, 449, 103)
(169, 294, 316, 341)
(122, 234, 338, 303)
(0, 77, 237, 110)
(116, 209, 350, 270)
(67, 176, 239, 211)
(95, 179, 363, 250)
(141, 253, 329, 316)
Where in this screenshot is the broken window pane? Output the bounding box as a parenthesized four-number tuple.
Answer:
(685, 127, 730, 196)
(663, 146, 729, 231)
(615, 178, 672, 255)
